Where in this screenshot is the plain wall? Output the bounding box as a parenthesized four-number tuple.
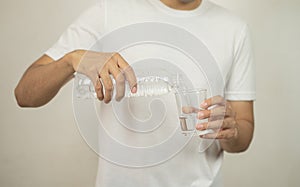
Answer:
(1, 0, 299, 186)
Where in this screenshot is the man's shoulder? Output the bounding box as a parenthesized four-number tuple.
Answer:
(206, 1, 248, 28)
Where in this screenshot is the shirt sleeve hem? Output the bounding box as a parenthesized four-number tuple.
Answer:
(44, 48, 67, 61)
(225, 92, 256, 101)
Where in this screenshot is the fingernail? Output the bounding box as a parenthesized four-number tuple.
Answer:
(131, 86, 137, 93)
(198, 112, 204, 118)
(201, 102, 208, 107)
(196, 124, 203, 129)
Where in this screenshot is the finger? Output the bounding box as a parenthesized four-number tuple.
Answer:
(182, 106, 201, 114)
(196, 117, 236, 131)
(197, 105, 225, 119)
(225, 101, 236, 117)
(197, 109, 210, 119)
(222, 117, 237, 129)
(197, 104, 236, 121)
(200, 129, 236, 139)
(114, 53, 137, 93)
(200, 130, 218, 139)
(95, 77, 104, 100)
(89, 75, 104, 100)
(99, 71, 114, 104)
(196, 120, 223, 130)
(108, 64, 125, 101)
(211, 105, 226, 118)
(200, 95, 225, 109)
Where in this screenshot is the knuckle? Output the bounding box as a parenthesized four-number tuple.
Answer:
(234, 128, 239, 138)
(105, 57, 116, 67)
(226, 104, 233, 113)
(95, 86, 101, 92)
(112, 52, 121, 60)
(218, 132, 224, 139)
(229, 130, 234, 139)
(114, 52, 121, 57)
(232, 119, 237, 127)
(102, 65, 108, 72)
(124, 65, 133, 71)
(226, 102, 232, 108)
(117, 78, 125, 84)
(106, 85, 113, 92)
(95, 81, 103, 89)
(220, 106, 226, 114)
(116, 75, 125, 83)
(231, 130, 236, 138)
(217, 95, 225, 103)
(107, 58, 116, 66)
(223, 133, 228, 139)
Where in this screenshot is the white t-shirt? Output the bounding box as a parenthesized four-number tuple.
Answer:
(45, 1, 255, 187)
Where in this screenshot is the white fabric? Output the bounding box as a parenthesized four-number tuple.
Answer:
(45, 0, 255, 187)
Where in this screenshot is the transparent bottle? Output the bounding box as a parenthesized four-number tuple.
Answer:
(74, 73, 180, 99)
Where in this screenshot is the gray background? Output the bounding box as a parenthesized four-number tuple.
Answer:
(1, 0, 299, 186)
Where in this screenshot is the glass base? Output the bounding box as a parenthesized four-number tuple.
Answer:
(181, 129, 214, 136)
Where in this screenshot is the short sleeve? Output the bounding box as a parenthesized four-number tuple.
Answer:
(225, 24, 256, 101)
(45, 3, 105, 61)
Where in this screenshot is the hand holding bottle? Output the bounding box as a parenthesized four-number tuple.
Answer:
(69, 50, 137, 103)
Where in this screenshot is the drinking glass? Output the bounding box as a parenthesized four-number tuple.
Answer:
(175, 88, 213, 136)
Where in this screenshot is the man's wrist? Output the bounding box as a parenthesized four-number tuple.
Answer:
(62, 51, 76, 73)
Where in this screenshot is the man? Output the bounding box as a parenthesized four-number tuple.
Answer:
(15, 0, 255, 186)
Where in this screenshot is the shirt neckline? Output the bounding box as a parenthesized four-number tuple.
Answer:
(147, 0, 210, 17)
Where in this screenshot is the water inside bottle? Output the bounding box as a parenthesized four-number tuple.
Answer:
(75, 74, 176, 99)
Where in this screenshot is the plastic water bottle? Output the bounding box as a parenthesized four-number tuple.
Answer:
(74, 73, 177, 99)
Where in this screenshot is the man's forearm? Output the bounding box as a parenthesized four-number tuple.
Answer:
(15, 54, 75, 107)
(220, 119, 254, 153)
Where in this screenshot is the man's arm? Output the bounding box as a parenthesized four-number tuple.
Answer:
(219, 101, 254, 153)
(15, 54, 74, 107)
(196, 97, 254, 153)
(15, 51, 137, 107)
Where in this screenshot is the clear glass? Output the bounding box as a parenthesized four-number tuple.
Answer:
(175, 89, 213, 136)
